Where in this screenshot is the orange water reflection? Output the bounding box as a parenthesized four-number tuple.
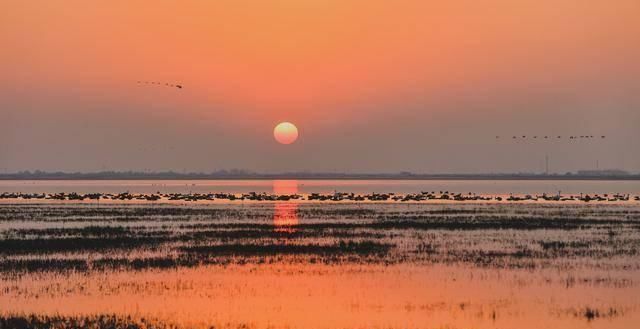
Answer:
(273, 180, 299, 231)
(3, 263, 640, 329)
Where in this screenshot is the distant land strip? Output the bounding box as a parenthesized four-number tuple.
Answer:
(0, 171, 639, 180)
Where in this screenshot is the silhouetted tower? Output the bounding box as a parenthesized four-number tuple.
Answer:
(545, 154, 549, 175)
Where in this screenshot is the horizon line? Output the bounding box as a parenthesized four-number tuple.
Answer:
(0, 170, 638, 181)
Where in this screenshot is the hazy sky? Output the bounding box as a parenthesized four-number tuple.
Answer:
(1, 0, 639, 173)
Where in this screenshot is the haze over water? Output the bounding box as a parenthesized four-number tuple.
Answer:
(1, 179, 639, 195)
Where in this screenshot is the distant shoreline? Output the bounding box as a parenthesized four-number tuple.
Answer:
(1, 173, 639, 181)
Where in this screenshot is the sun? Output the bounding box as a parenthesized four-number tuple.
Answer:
(274, 122, 299, 144)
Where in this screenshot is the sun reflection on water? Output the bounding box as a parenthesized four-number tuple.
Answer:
(273, 180, 299, 232)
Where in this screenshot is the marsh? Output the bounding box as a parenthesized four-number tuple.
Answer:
(1, 199, 640, 328)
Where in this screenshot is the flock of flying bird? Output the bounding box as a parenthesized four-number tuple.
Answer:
(137, 81, 183, 89)
(497, 135, 606, 140)
(133, 81, 610, 144)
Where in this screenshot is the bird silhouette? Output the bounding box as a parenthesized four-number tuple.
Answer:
(499, 134, 607, 143)
(137, 81, 183, 89)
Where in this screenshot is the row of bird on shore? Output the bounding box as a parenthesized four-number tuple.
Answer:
(1, 191, 636, 202)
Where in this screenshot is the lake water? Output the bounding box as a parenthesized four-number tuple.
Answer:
(1, 179, 639, 195)
(2, 180, 640, 328)
(1, 201, 639, 328)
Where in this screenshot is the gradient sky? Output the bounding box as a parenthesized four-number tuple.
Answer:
(1, 0, 639, 173)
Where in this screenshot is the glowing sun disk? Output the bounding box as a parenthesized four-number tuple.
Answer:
(274, 122, 299, 144)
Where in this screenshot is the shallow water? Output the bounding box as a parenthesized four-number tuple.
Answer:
(1, 199, 640, 328)
(1, 179, 639, 195)
(3, 263, 639, 329)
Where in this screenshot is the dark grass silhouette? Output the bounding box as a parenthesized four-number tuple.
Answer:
(1, 203, 640, 274)
(182, 240, 392, 256)
(0, 314, 195, 329)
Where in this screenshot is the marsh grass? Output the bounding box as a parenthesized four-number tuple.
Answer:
(0, 314, 210, 329)
(1, 203, 640, 274)
(568, 306, 623, 321)
(1, 203, 639, 328)
(182, 240, 392, 256)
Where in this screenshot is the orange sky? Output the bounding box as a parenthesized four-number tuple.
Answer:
(1, 1, 639, 172)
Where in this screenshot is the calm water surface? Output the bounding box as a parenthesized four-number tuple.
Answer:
(1, 179, 639, 194)
(1, 182, 640, 328)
